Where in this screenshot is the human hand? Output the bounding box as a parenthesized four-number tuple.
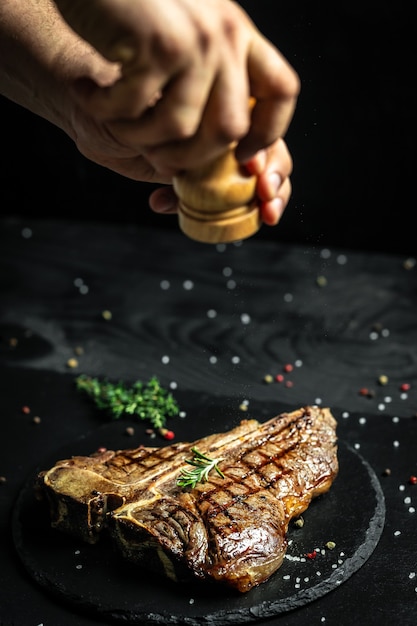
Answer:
(54, 0, 299, 180)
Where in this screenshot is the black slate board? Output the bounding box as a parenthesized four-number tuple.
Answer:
(12, 403, 385, 626)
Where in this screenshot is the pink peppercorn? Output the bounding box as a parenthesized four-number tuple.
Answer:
(285, 380, 294, 388)
(283, 364, 293, 373)
(305, 550, 317, 559)
(275, 374, 284, 383)
(400, 383, 411, 392)
(159, 428, 175, 440)
(409, 476, 417, 485)
(21, 406, 30, 414)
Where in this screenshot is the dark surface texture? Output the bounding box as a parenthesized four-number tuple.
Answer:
(0, 216, 416, 626)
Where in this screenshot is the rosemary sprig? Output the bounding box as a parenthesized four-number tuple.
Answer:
(177, 447, 225, 489)
(75, 374, 179, 430)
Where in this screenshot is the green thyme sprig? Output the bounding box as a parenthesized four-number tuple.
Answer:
(75, 374, 179, 430)
(177, 447, 225, 489)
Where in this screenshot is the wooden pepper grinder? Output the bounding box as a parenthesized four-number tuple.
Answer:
(173, 99, 261, 244)
(173, 144, 260, 244)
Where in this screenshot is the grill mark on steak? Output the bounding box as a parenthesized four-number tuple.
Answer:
(36, 405, 338, 593)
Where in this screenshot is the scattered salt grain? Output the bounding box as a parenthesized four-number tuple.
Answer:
(21, 227, 32, 239)
(160, 280, 170, 290)
(207, 309, 217, 318)
(183, 280, 194, 290)
(161, 355, 170, 364)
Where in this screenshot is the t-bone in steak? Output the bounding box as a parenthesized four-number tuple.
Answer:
(36, 405, 338, 593)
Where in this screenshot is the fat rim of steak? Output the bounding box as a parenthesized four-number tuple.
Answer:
(35, 405, 338, 593)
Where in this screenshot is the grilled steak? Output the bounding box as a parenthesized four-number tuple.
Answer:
(36, 405, 338, 593)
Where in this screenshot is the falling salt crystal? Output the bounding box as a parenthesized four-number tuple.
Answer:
(404, 497, 412, 504)
(222, 266, 233, 277)
(283, 575, 291, 580)
(394, 530, 401, 536)
(399, 484, 406, 491)
(74, 277, 84, 287)
(342, 412, 350, 419)
(161, 355, 170, 364)
(231, 355, 240, 364)
(79, 284, 89, 295)
(189, 598, 195, 605)
(392, 416, 400, 423)
(409, 507, 415, 513)
(336, 254, 348, 265)
(22, 227, 32, 239)
(295, 359, 303, 367)
(240, 313, 251, 324)
(226, 279, 236, 289)
(354, 443, 361, 450)
(369, 332, 379, 340)
(283, 293, 293, 302)
(76, 564, 83, 569)
(384, 396, 392, 403)
(378, 403, 386, 411)
(183, 280, 194, 290)
(314, 398, 323, 405)
(381, 328, 390, 337)
(207, 309, 217, 318)
(320, 248, 331, 259)
(393, 440, 400, 448)
(160, 280, 170, 290)
(169, 381, 178, 389)
(409, 572, 416, 579)
(216, 244, 227, 252)
(179, 411, 187, 418)
(209, 356, 218, 364)
(359, 417, 367, 425)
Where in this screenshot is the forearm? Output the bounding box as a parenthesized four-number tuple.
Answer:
(0, 0, 118, 139)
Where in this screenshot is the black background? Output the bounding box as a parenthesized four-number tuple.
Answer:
(1, 1, 416, 254)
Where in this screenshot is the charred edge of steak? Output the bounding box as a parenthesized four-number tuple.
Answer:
(36, 406, 338, 593)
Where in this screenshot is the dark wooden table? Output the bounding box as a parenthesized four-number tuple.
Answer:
(1, 216, 416, 625)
